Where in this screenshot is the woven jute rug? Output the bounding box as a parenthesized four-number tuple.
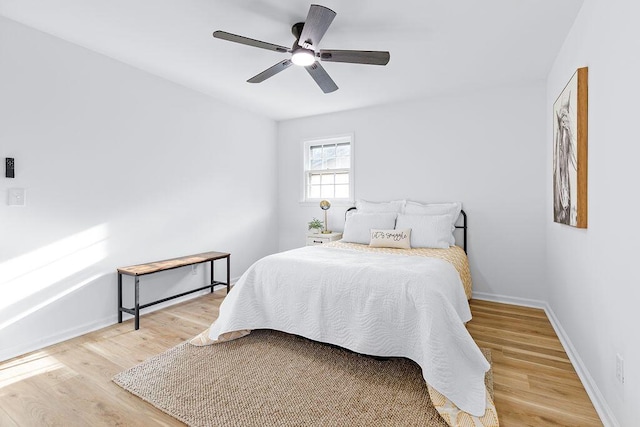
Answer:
(113, 329, 493, 427)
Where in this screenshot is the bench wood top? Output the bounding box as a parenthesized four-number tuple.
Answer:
(117, 251, 230, 277)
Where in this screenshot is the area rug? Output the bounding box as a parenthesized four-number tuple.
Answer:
(113, 329, 493, 427)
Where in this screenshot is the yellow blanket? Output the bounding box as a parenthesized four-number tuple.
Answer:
(325, 241, 473, 299)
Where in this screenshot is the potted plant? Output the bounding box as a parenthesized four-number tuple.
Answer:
(308, 217, 323, 234)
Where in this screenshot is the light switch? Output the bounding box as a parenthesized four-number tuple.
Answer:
(8, 188, 26, 206)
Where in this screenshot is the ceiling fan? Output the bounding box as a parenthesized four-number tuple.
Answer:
(212, 4, 390, 93)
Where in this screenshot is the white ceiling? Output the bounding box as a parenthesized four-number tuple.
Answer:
(0, 0, 583, 121)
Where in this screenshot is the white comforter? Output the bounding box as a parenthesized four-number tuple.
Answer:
(208, 245, 490, 416)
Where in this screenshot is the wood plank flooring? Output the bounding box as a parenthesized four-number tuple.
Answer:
(0, 292, 602, 426)
(468, 300, 602, 426)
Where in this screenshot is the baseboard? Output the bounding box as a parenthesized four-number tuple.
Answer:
(473, 292, 619, 427)
(0, 279, 238, 364)
(472, 291, 548, 309)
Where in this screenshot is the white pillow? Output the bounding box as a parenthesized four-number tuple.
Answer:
(342, 212, 398, 244)
(395, 214, 452, 249)
(403, 201, 461, 244)
(355, 199, 405, 213)
(370, 228, 411, 249)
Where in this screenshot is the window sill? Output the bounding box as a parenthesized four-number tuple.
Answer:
(299, 200, 355, 208)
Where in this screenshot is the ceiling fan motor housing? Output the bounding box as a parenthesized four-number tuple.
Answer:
(291, 22, 305, 41)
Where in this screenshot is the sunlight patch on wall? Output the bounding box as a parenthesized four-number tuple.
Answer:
(0, 273, 105, 331)
(0, 224, 109, 312)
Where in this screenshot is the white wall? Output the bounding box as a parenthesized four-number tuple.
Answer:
(546, 0, 640, 425)
(277, 84, 547, 300)
(0, 17, 278, 361)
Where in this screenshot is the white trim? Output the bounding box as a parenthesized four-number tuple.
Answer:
(299, 200, 354, 207)
(473, 292, 619, 427)
(472, 291, 547, 309)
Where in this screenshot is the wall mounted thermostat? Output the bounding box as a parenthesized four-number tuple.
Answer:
(5, 158, 15, 178)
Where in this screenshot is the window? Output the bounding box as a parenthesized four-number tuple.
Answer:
(303, 135, 354, 203)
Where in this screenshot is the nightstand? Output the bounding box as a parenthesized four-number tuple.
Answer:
(306, 232, 343, 246)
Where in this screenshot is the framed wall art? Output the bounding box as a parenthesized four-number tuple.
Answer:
(553, 67, 588, 228)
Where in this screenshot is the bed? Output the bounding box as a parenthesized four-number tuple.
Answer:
(192, 201, 498, 426)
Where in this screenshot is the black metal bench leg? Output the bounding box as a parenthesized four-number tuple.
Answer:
(118, 273, 123, 323)
(211, 260, 215, 293)
(134, 276, 140, 330)
(227, 254, 230, 294)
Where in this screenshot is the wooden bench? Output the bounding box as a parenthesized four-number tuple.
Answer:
(117, 251, 230, 330)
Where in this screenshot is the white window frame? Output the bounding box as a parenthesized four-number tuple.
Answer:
(301, 133, 354, 206)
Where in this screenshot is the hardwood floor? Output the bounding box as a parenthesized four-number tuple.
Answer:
(0, 292, 602, 426)
(468, 300, 601, 426)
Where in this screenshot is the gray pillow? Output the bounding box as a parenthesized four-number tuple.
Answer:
(342, 212, 398, 244)
(395, 213, 452, 249)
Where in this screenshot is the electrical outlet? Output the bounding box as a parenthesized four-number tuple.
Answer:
(191, 265, 197, 275)
(616, 353, 624, 384)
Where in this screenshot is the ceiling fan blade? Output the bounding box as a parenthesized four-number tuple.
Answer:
(319, 50, 390, 65)
(298, 5, 336, 49)
(213, 30, 290, 53)
(305, 62, 338, 93)
(247, 59, 293, 83)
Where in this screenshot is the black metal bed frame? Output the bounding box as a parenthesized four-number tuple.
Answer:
(344, 207, 468, 253)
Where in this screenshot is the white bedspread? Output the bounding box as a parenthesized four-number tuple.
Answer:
(208, 245, 490, 416)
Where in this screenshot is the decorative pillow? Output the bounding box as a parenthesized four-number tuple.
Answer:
(395, 214, 452, 249)
(403, 201, 462, 244)
(342, 212, 398, 245)
(369, 228, 411, 249)
(355, 199, 406, 213)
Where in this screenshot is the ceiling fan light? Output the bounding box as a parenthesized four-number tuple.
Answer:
(291, 49, 315, 66)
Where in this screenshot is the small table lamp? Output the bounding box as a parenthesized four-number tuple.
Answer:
(320, 200, 331, 234)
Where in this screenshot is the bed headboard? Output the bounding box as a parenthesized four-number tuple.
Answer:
(344, 207, 468, 253)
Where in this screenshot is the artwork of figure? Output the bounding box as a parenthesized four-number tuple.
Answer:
(553, 93, 577, 225)
(553, 66, 588, 227)
(553, 67, 587, 228)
